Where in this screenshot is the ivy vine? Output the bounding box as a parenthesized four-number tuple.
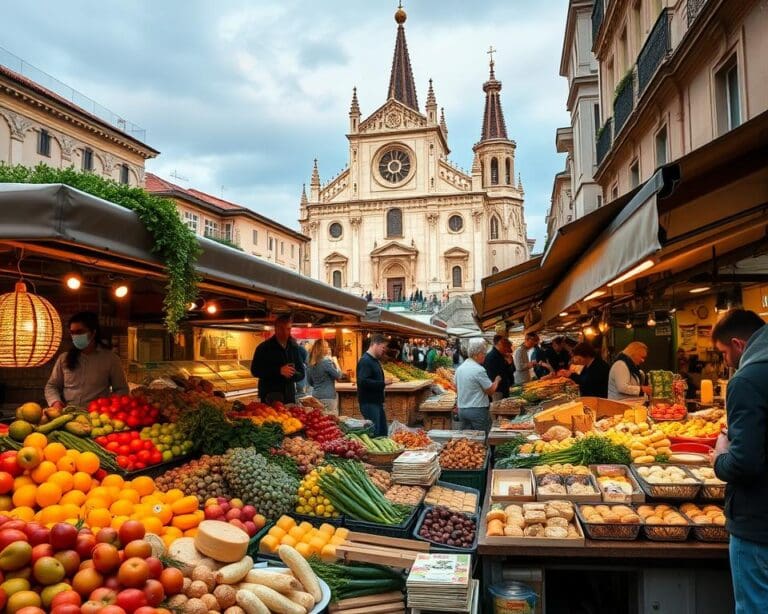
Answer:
(0, 163, 200, 333)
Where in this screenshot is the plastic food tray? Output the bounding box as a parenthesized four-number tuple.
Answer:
(291, 512, 344, 528)
(630, 464, 703, 500)
(412, 506, 478, 553)
(575, 505, 641, 541)
(423, 480, 481, 515)
(344, 503, 421, 539)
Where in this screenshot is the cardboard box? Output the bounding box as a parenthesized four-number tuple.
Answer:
(534, 472, 602, 504)
(490, 469, 536, 502)
(589, 464, 645, 504)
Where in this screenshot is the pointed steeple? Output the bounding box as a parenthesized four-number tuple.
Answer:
(300, 184, 308, 206)
(387, 4, 419, 111)
(349, 87, 360, 133)
(440, 107, 448, 136)
(479, 48, 509, 142)
(426, 79, 436, 107)
(425, 79, 437, 124)
(310, 159, 321, 202)
(517, 173, 524, 193)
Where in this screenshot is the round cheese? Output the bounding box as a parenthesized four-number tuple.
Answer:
(194, 520, 250, 563)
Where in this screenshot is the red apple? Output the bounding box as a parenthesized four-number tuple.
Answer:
(53, 550, 80, 577)
(95, 528, 119, 547)
(216, 496, 228, 504)
(145, 557, 162, 580)
(225, 508, 242, 521)
(116, 587, 147, 614)
(229, 519, 247, 533)
(31, 543, 55, 563)
(100, 606, 127, 614)
(117, 558, 149, 588)
(50, 605, 81, 614)
(123, 540, 152, 560)
(23, 523, 50, 547)
(143, 579, 165, 607)
(103, 575, 121, 591)
(244, 521, 257, 537)
(89, 587, 118, 605)
(0, 528, 28, 551)
(75, 534, 96, 559)
(240, 505, 257, 521)
(91, 543, 121, 574)
(0, 452, 21, 477)
(1, 520, 27, 533)
(204, 505, 223, 520)
(49, 524, 78, 551)
(219, 502, 231, 514)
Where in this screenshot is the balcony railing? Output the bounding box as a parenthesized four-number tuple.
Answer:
(596, 117, 613, 166)
(613, 72, 635, 134)
(637, 9, 672, 95)
(591, 0, 604, 45)
(687, 0, 707, 27)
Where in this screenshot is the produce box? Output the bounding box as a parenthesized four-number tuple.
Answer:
(412, 506, 478, 553)
(344, 504, 421, 539)
(589, 464, 645, 504)
(439, 450, 489, 501)
(490, 469, 535, 503)
(425, 481, 481, 514)
(248, 522, 274, 558)
(575, 504, 642, 541)
(535, 472, 601, 504)
(630, 464, 703, 500)
(580, 397, 634, 420)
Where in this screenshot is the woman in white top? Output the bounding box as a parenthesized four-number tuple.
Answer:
(607, 341, 653, 400)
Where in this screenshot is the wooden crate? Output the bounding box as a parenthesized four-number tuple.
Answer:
(421, 410, 453, 430)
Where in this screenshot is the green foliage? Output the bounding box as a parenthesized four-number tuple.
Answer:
(0, 163, 200, 332)
(208, 236, 244, 251)
(433, 355, 453, 369)
(613, 69, 634, 104)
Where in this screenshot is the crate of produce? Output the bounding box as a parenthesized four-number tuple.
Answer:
(575, 504, 642, 541)
(364, 449, 405, 466)
(424, 481, 481, 514)
(384, 484, 427, 508)
(438, 440, 489, 497)
(687, 466, 726, 500)
(630, 464, 703, 500)
(636, 504, 692, 541)
(679, 503, 729, 543)
(344, 504, 421, 539)
(412, 506, 478, 553)
(247, 521, 274, 558)
(490, 469, 535, 503)
(589, 464, 645, 504)
(291, 512, 345, 528)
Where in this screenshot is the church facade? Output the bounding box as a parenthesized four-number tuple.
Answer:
(300, 7, 533, 301)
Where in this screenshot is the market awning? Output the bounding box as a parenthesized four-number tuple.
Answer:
(360, 306, 448, 339)
(0, 183, 368, 320)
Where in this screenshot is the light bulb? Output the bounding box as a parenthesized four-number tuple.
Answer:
(625, 321, 633, 329)
(64, 273, 82, 290)
(598, 321, 609, 333)
(647, 315, 656, 327)
(113, 284, 129, 299)
(205, 303, 218, 315)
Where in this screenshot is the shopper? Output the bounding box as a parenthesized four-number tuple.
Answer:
(307, 339, 342, 415)
(425, 344, 439, 372)
(710, 309, 768, 614)
(45, 311, 129, 408)
(568, 342, 610, 398)
(607, 341, 651, 400)
(485, 334, 513, 401)
(544, 336, 571, 372)
(250, 314, 305, 404)
(455, 338, 501, 433)
(356, 334, 391, 437)
(513, 333, 540, 384)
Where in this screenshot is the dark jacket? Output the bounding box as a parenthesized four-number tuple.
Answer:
(570, 357, 609, 398)
(484, 347, 512, 397)
(357, 352, 386, 406)
(714, 325, 768, 544)
(544, 347, 571, 372)
(250, 336, 305, 404)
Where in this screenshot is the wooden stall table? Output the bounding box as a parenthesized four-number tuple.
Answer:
(336, 380, 433, 426)
(477, 471, 732, 612)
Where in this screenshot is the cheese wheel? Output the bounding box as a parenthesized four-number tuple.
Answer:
(195, 520, 250, 563)
(167, 537, 220, 573)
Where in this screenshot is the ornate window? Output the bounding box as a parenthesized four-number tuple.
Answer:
(505, 158, 512, 184)
(82, 148, 93, 171)
(490, 215, 500, 240)
(329, 222, 343, 239)
(378, 148, 411, 183)
(119, 164, 130, 185)
(386, 208, 403, 238)
(490, 157, 499, 185)
(37, 129, 51, 157)
(452, 266, 463, 288)
(448, 215, 463, 232)
(332, 270, 342, 288)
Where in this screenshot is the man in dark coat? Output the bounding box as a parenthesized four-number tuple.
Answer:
(484, 334, 513, 400)
(357, 334, 391, 436)
(250, 314, 305, 404)
(711, 309, 768, 613)
(568, 342, 609, 398)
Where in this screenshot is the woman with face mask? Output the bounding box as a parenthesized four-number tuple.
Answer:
(44, 311, 129, 409)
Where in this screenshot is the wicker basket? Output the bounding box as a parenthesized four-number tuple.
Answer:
(699, 483, 726, 500)
(630, 464, 702, 500)
(575, 505, 641, 541)
(690, 524, 729, 543)
(642, 520, 692, 542)
(364, 449, 404, 466)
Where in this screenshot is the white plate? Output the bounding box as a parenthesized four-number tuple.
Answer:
(251, 563, 331, 613)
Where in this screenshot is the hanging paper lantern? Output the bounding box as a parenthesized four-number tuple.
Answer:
(0, 282, 62, 367)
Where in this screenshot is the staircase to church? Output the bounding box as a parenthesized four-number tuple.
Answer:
(435, 295, 479, 330)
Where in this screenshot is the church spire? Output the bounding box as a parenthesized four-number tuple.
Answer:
(310, 159, 320, 202)
(479, 46, 509, 142)
(349, 87, 360, 133)
(425, 79, 437, 124)
(440, 107, 448, 136)
(387, 4, 419, 111)
(300, 183, 308, 206)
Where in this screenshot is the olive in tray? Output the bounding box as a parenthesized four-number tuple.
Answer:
(418, 506, 477, 549)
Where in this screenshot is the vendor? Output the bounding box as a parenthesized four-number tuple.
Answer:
(250, 314, 305, 404)
(307, 339, 342, 415)
(44, 311, 129, 408)
(607, 341, 652, 400)
(568, 342, 610, 398)
(514, 332, 541, 383)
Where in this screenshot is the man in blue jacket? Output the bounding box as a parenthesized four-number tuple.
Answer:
(356, 334, 392, 437)
(711, 309, 768, 613)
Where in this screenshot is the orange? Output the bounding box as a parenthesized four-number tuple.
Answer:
(43, 442, 68, 463)
(36, 482, 63, 507)
(87, 486, 113, 505)
(183, 528, 198, 538)
(72, 472, 92, 493)
(105, 486, 122, 502)
(101, 474, 125, 490)
(131, 476, 155, 497)
(64, 449, 80, 461)
(111, 515, 130, 531)
(260, 535, 279, 553)
(82, 497, 110, 516)
(295, 542, 311, 557)
(288, 526, 306, 541)
(318, 523, 335, 536)
(141, 516, 163, 535)
(110, 499, 134, 517)
(0, 496, 12, 512)
(12, 484, 37, 508)
(30, 460, 57, 484)
(161, 526, 183, 539)
(10, 505, 35, 521)
(161, 533, 177, 549)
(38, 504, 62, 525)
(76, 451, 100, 475)
(23, 432, 48, 449)
(118, 488, 140, 504)
(60, 490, 87, 506)
(48, 470, 74, 493)
(163, 489, 185, 504)
(56, 455, 77, 473)
(86, 508, 111, 529)
(268, 526, 287, 540)
(149, 503, 173, 525)
(14, 475, 35, 490)
(60, 503, 81, 521)
(277, 516, 296, 532)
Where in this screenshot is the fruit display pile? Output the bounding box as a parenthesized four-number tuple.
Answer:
(154, 455, 229, 504)
(655, 417, 722, 439)
(439, 439, 487, 470)
(86, 395, 161, 429)
(287, 406, 343, 443)
(346, 433, 402, 454)
(295, 466, 339, 518)
(382, 362, 431, 382)
(417, 506, 477, 549)
(233, 402, 303, 434)
(259, 515, 347, 560)
(319, 437, 367, 460)
(201, 496, 267, 538)
(273, 437, 325, 475)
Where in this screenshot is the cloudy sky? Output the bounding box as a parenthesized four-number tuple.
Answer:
(2, 0, 570, 248)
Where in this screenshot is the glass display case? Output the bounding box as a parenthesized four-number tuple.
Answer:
(127, 360, 259, 399)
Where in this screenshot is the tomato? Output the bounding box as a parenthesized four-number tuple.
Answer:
(142, 579, 164, 607)
(50, 591, 81, 609)
(117, 433, 131, 445)
(116, 456, 130, 469)
(51, 605, 81, 614)
(118, 445, 131, 456)
(0, 472, 13, 495)
(116, 587, 147, 613)
(158, 567, 183, 595)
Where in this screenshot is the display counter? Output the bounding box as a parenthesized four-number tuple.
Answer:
(128, 359, 259, 399)
(336, 380, 433, 426)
